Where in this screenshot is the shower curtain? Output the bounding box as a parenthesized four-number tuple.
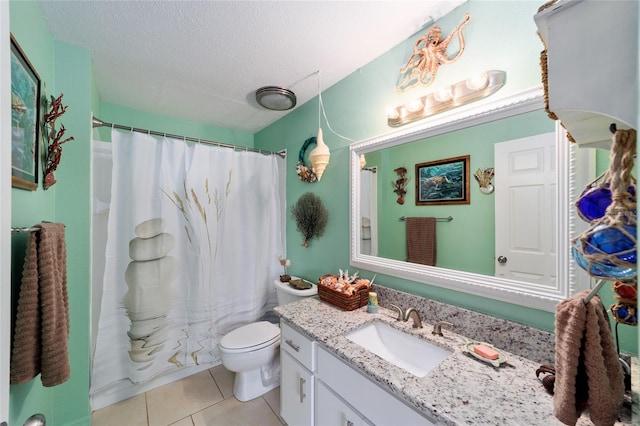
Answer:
(91, 130, 284, 401)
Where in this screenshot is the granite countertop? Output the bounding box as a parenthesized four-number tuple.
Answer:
(275, 297, 634, 426)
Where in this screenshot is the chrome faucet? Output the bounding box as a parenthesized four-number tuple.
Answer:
(388, 305, 423, 328)
(432, 320, 454, 336)
(388, 304, 404, 321)
(404, 307, 423, 328)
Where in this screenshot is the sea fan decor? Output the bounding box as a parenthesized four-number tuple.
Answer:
(291, 192, 329, 247)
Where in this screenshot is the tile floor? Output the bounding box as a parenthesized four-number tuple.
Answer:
(92, 365, 285, 426)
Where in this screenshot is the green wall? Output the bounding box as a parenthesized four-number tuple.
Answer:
(254, 1, 638, 354)
(10, 2, 92, 425)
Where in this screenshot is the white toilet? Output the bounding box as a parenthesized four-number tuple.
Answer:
(219, 278, 317, 401)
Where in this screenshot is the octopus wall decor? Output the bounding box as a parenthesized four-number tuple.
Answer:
(397, 13, 471, 93)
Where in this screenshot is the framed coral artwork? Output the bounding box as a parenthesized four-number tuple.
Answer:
(415, 155, 470, 205)
(10, 34, 41, 191)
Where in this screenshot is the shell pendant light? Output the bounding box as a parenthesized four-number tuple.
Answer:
(309, 128, 330, 181)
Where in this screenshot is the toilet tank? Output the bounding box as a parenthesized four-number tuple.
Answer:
(274, 278, 318, 305)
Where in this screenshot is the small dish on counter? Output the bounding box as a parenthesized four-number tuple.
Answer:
(462, 341, 507, 368)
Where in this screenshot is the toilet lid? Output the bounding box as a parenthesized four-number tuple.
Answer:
(219, 321, 280, 351)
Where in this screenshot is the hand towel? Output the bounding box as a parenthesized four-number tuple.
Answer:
(10, 223, 70, 387)
(553, 289, 624, 425)
(406, 217, 436, 266)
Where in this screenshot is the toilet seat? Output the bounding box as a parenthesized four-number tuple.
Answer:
(219, 321, 280, 353)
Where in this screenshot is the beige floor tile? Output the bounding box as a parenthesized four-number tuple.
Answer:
(169, 417, 194, 426)
(192, 397, 283, 426)
(209, 364, 235, 400)
(262, 387, 284, 423)
(147, 370, 224, 426)
(92, 393, 148, 426)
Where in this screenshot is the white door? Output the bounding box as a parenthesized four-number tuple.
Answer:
(494, 132, 556, 286)
(1, 2, 12, 424)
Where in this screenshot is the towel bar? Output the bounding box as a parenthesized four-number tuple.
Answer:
(399, 216, 453, 222)
(583, 279, 607, 305)
(11, 222, 66, 234)
(11, 226, 40, 234)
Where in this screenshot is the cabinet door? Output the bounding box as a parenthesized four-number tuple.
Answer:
(281, 350, 314, 426)
(316, 381, 365, 426)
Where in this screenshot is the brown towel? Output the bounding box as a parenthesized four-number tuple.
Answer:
(406, 217, 436, 266)
(10, 223, 70, 387)
(553, 289, 624, 426)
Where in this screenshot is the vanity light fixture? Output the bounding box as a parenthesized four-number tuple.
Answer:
(255, 86, 297, 111)
(387, 70, 506, 127)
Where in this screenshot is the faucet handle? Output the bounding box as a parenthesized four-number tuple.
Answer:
(432, 321, 454, 336)
(388, 304, 404, 321)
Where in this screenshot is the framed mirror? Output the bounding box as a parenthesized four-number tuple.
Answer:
(350, 87, 592, 312)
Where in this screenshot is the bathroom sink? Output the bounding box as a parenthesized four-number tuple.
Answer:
(345, 321, 452, 377)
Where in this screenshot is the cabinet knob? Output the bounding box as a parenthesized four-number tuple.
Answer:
(497, 255, 508, 264)
(286, 339, 301, 352)
(346, 421, 354, 426)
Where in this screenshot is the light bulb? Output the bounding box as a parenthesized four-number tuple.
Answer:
(466, 72, 489, 91)
(360, 154, 367, 170)
(433, 85, 453, 102)
(405, 99, 424, 113)
(385, 105, 400, 119)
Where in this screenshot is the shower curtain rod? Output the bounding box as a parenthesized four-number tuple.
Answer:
(92, 116, 286, 159)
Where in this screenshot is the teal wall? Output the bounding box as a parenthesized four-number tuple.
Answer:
(254, 0, 638, 354)
(9, 2, 92, 425)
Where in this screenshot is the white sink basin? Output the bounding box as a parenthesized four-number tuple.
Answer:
(345, 321, 452, 377)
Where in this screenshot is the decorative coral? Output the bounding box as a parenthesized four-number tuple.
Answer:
(391, 166, 410, 204)
(291, 192, 329, 247)
(42, 93, 74, 190)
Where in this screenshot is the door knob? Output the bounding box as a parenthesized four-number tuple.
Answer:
(24, 414, 46, 426)
(497, 256, 507, 264)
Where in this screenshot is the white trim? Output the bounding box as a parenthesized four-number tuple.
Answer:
(1, 2, 12, 423)
(350, 87, 588, 312)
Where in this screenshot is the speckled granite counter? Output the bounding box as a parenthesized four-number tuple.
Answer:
(275, 297, 634, 426)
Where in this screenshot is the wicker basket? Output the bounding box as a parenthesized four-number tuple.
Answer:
(317, 274, 370, 311)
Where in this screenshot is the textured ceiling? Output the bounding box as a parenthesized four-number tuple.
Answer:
(39, 1, 466, 133)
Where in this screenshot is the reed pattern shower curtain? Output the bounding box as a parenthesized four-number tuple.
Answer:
(91, 130, 284, 393)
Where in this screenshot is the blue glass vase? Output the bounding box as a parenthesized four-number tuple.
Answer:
(572, 224, 637, 279)
(572, 245, 637, 279)
(576, 184, 636, 222)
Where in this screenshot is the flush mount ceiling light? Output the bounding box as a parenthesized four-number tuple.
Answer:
(255, 86, 297, 111)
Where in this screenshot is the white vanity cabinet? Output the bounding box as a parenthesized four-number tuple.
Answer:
(280, 321, 316, 426)
(316, 380, 367, 426)
(316, 347, 437, 426)
(280, 320, 439, 425)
